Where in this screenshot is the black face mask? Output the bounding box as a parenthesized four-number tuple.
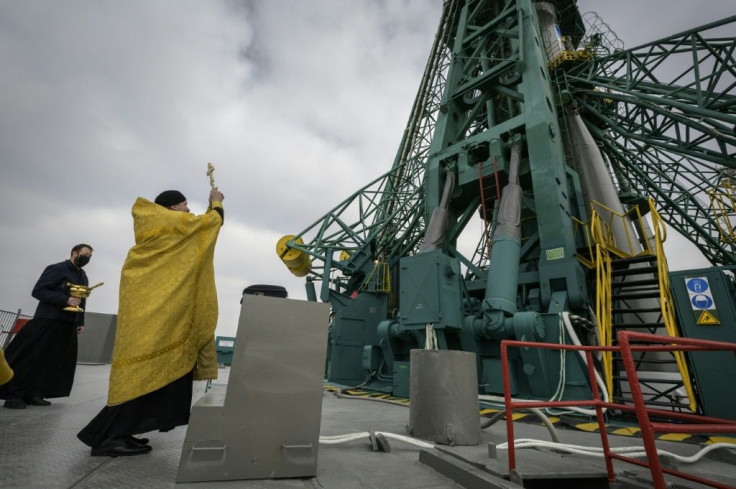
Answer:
(75, 255, 90, 267)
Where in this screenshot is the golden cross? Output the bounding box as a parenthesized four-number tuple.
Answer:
(206, 162, 215, 189)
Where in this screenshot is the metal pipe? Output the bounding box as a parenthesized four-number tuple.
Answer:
(483, 140, 523, 316)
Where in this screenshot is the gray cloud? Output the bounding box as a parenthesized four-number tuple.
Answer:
(0, 0, 730, 336)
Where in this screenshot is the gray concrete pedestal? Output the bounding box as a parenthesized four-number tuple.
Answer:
(176, 295, 330, 482)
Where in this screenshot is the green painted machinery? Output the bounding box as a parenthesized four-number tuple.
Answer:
(278, 0, 736, 407)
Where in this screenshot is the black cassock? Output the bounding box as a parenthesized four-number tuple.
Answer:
(77, 370, 193, 448)
(0, 260, 87, 401)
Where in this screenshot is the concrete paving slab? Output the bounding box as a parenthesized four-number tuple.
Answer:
(2, 364, 735, 489)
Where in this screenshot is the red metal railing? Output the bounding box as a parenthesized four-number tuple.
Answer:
(500, 331, 736, 489)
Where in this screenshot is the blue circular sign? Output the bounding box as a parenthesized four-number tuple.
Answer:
(686, 278, 709, 293)
(691, 294, 713, 310)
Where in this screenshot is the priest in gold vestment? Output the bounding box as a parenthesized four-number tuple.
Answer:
(78, 187, 224, 457)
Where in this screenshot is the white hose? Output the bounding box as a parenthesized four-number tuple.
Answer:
(425, 323, 438, 349)
(546, 315, 567, 411)
(479, 312, 609, 417)
(560, 311, 609, 415)
(480, 406, 560, 442)
(319, 431, 434, 449)
(319, 433, 374, 443)
(319, 432, 736, 465)
(497, 438, 736, 464)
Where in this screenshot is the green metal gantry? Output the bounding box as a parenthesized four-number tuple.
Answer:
(278, 0, 736, 403)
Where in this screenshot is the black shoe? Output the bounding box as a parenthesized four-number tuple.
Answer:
(25, 397, 51, 406)
(128, 435, 149, 446)
(3, 399, 27, 409)
(91, 438, 152, 457)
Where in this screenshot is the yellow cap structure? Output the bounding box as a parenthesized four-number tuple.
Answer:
(276, 235, 312, 277)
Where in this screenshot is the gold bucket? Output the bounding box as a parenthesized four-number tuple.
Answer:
(64, 282, 104, 312)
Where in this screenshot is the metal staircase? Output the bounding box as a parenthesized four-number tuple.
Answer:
(609, 254, 689, 410)
(591, 199, 699, 413)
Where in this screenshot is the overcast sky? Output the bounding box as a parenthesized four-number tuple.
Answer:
(1, 1, 732, 337)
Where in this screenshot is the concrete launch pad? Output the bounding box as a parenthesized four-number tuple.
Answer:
(2, 363, 735, 489)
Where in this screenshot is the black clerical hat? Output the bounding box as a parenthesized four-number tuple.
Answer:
(154, 190, 186, 207)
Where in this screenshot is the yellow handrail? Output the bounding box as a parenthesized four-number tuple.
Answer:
(594, 243, 614, 396)
(572, 215, 595, 269)
(649, 198, 698, 412)
(362, 260, 391, 294)
(708, 181, 736, 244)
(589, 200, 653, 258)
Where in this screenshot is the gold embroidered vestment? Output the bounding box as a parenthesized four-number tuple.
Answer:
(107, 198, 222, 406)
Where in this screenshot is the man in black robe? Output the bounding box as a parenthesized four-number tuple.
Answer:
(1, 244, 93, 409)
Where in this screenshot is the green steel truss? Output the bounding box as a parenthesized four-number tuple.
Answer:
(284, 3, 736, 292)
(284, 1, 459, 298)
(557, 16, 736, 265)
(287, 0, 585, 298)
(276, 0, 736, 410)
